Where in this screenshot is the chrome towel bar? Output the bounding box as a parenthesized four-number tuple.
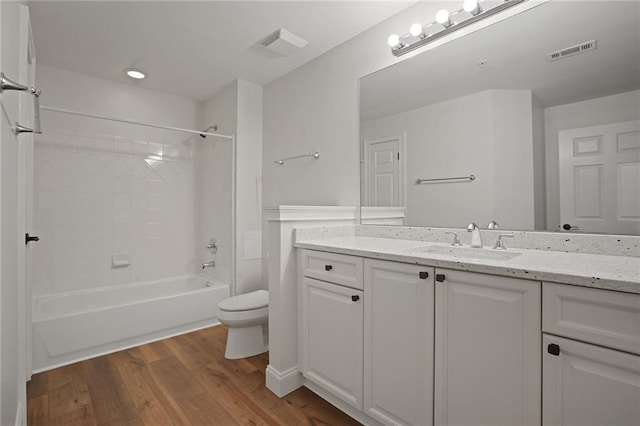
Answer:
(415, 174, 476, 184)
(274, 152, 320, 165)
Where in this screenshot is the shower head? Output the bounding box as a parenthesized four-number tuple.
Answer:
(200, 125, 218, 138)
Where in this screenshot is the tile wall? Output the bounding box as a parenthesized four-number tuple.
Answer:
(33, 129, 198, 296)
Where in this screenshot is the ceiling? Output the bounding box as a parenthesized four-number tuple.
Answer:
(29, 0, 415, 102)
(360, 0, 640, 121)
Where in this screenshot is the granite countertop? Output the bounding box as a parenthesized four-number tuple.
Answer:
(295, 236, 640, 294)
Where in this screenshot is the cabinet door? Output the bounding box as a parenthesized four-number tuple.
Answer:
(434, 269, 541, 426)
(543, 334, 640, 426)
(364, 259, 434, 426)
(301, 277, 363, 410)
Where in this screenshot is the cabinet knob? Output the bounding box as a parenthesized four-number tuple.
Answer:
(325, 264, 333, 271)
(351, 295, 360, 302)
(436, 274, 446, 282)
(419, 271, 429, 279)
(547, 343, 560, 356)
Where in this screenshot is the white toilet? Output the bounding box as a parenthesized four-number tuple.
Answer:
(217, 289, 269, 359)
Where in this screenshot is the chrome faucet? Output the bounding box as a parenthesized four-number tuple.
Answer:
(202, 260, 216, 269)
(493, 234, 514, 250)
(487, 220, 499, 230)
(466, 222, 483, 248)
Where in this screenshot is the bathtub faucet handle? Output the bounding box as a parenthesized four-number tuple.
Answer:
(205, 238, 218, 255)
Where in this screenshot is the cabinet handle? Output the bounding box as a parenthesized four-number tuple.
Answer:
(419, 271, 429, 279)
(324, 264, 333, 271)
(436, 274, 446, 282)
(351, 295, 359, 302)
(547, 343, 560, 356)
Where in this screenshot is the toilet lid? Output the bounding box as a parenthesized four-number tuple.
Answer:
(219, 289, 269, 312)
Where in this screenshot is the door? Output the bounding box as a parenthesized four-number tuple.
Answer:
(1, 2, 32, 424)
(364, 259, 434, 426)
(559, 120, 640, 234)
(18, 4, 36, 381)
(364, 134, 403, 207)
(434, 269, 541, 426)
(301, 277, 363, 410)
(543, 334, 640, 426)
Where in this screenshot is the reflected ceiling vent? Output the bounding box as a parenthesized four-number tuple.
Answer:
(547, 40, 597, 62)
(260, 29, 308, 56)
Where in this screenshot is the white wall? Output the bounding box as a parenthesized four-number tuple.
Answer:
(362, 90, 537, 230)
(544, 90, 640, 231)
(202, 79, 263, 294)
(200, 82, 237, 285)
(33, 65, 203, 295)
(235, 80, 263, 293)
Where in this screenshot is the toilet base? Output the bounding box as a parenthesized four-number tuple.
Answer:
(224, 324, 268, 359)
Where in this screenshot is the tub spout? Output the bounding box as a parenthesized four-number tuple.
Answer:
(202, 260, 216, 269)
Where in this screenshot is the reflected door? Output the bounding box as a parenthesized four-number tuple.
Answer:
(363, 135, 402, 207)
(559, 120, 640, 234)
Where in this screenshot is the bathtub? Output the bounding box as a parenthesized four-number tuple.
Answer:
(32, 275, 229, 372)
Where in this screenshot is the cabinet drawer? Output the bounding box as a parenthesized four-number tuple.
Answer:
(543, 283, 640, 355)
(302, 250, 363, 290)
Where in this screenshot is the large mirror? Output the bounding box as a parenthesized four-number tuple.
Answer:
(359, 0, 640, 235)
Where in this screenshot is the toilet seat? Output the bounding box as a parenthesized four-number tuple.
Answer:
(219, 289, 268, 312)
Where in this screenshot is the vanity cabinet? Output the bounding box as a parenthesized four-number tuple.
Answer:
(364, 259, 434, 426)
(434, 269, 541, 426)
(542, 283, 640, 426)
(301, 251, 364, 410)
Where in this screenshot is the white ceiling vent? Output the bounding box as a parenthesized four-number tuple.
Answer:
(547, 40, 597, 62)
(260, 29, 308, 56)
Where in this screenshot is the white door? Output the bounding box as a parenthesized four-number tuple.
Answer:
(364, 259, 434, 426)
(301, 277, 363, 410)
(559, 120, 640, 234)
(1, 2, 32, 424)
(434, 269, 541, 426)
(17, 6, 36, 380)
(364, 135, 402, 207)
(543, 334, 640, 426)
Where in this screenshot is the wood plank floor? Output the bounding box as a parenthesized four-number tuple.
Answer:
(27, 325, 361, 426)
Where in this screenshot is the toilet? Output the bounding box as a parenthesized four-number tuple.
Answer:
(217, 289, 269, 359)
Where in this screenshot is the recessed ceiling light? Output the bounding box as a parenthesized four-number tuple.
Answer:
(126, 69, 145, 80)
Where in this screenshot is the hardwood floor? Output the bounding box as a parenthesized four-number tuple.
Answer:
(27, 325, 361, 426)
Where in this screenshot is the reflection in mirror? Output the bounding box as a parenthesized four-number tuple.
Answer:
(359, 1, 640, 235)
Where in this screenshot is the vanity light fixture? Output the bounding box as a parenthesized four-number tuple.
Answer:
(125, 69, 146, 80)
(389, 0, 527, 57)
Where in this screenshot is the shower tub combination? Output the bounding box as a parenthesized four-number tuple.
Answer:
(32, 275, 229, 372)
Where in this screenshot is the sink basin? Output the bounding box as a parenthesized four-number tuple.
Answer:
(409, 245, 522, 261)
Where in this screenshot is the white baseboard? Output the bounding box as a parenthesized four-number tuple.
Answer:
(265, 364, 304, 397)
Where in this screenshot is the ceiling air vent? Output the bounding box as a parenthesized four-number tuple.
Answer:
(547, 40, 597, 62)
(260, 29, 308, 56)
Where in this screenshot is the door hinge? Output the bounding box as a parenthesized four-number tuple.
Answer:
(397, 152, 400, 160)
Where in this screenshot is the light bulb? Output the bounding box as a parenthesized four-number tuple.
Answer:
(387, 34, 400, 47)
(435, 9, 453, 28)
(126, 69, 145, 79)
(463, 0, 483, 15)
(410, 23, 423, 37)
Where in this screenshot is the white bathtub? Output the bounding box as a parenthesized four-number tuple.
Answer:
(32, 275, 229, 372)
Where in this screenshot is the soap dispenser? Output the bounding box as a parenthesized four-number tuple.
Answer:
(466, 222, 483, 248)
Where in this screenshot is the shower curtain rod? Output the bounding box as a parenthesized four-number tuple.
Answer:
(40, 105, 234, 140)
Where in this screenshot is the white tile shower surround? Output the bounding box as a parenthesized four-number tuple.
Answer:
(294, 226, 640, 294)
(33, 129, 199, 296)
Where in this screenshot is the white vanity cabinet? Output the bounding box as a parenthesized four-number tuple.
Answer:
(542, 283, 640, 426)
(433, 269, 541, 426)
(364, 259, 434, 426)
(300, 251, 364, 410)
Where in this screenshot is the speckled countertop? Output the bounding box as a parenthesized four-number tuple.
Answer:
(294, 236, 640, 294)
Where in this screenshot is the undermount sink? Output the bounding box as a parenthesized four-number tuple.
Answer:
(409, 245, 522, 261)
